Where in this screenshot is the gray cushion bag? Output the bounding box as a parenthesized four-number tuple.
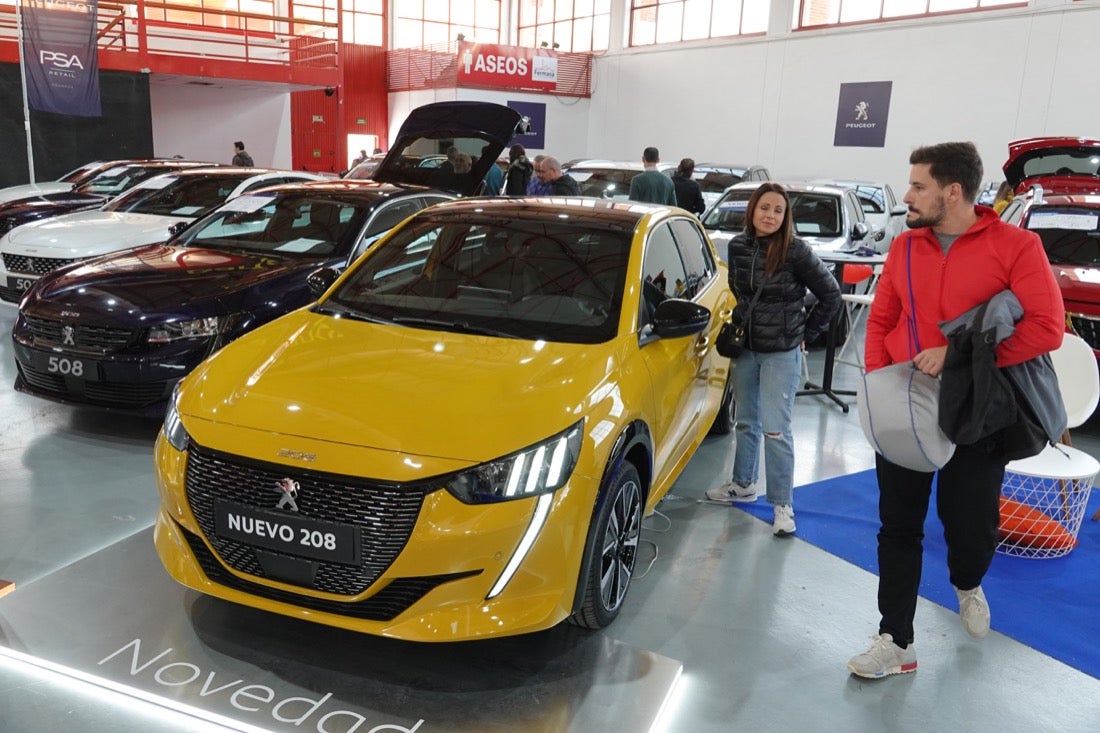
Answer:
(857, 361, 956, 471)
(855, 238, 956, 471)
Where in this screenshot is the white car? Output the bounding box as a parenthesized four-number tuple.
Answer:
(0, 168, 324, 303)
(0, 160, 115, 205)
(811, 178, 907, 250)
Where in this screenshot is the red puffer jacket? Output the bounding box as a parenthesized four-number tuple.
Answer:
(865, 206, 1064, 371)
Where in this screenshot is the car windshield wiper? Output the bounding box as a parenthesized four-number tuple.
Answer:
(391, 315, 513, 338)
(312, 301, 387, 324)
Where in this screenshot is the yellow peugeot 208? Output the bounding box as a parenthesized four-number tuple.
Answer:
(154, 196, 735, 641)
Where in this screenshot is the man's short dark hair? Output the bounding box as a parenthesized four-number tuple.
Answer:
(234, 141, 245, 150)
(909, 141, 983, 202)
(643, 147, 660, 164)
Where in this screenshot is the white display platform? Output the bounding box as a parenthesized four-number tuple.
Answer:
(0, 529, 682, 732)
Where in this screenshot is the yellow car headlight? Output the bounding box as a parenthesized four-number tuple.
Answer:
(445, 420, 583, 504)
(162, 382, 190, 452)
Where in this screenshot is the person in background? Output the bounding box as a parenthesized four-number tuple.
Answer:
(453, 152, 472, 176)
(351, 149, 368, 167)
(526, 154, 551, 196)
(231, 141, 254, 167)
(705, 182, 841, 537)
(847, 141, 1064, 679)
(672, 158, 705, 215)
(437, 146, 459, 175)
(504, 144, 534, 196)
(628, 147, 676, 205)
(991, 180, 1015, 215)
(481, 144, 503, 195)
(538, 156, 580, 196)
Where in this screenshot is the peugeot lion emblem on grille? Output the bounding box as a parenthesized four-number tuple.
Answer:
(273, 478, 300, 512)
(61, 325, 75, 345)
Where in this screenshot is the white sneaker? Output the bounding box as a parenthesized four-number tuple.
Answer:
(847, 634, 917, 678)
(705, 482, 758, 504)
(772, 504, 796, 536)
(955, 585, 990, 639)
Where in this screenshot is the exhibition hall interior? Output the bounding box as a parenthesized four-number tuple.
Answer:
(1, 1, 1098, 731)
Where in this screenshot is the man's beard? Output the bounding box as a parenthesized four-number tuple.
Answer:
(907, 195, 946, 229)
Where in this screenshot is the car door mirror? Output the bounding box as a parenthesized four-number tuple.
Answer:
(890, 204, 907, 217)
(168, 221, 189, 237)
(651, 298, 710, 338)
(852, 222, 869, 240)
(307, 267, 341, 298)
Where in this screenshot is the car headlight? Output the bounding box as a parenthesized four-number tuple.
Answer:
(445, 420, 583, 504)
(162, 382, 190, 452)
(148, 316, 219, 344)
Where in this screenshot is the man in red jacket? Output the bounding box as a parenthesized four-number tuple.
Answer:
(848, 141, 1064, 679)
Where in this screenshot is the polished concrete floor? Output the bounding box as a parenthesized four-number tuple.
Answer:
(0, 304, 1098, 732)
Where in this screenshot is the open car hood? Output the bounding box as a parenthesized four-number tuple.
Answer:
(370, 101, 527, 196)
(1003, 137, 1100, 192)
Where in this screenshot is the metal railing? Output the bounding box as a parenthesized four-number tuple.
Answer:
(0, 1, 339, 76)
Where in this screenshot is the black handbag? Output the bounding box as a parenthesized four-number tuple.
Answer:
(716, 320, 746, 358)
(717, 284, 764, 359)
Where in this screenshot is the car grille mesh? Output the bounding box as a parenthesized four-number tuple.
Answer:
(3, 253, 78, 276)
(181, 528, 478, 621)
(23, 314, 137, 352)
(1069, 314, 1100, 351)
(185, 443, 430, 597)
(16, 362, 172, 408)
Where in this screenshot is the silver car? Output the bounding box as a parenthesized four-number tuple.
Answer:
(701, 181, 880, 260)
(812, 178, 907, 249)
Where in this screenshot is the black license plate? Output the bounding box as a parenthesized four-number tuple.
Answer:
(7, 275, 36, 294)
(30, 350, 98, 381)
(214, 499, 360, 565)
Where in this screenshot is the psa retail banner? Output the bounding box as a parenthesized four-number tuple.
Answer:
(457, 41, 558, 92)
(834, 81, 891, 148)
(21, 0, 102, 117)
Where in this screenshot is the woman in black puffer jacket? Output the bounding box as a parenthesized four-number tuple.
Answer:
(705, 182, 841, 536)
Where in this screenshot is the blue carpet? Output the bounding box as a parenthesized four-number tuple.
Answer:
(735, 469, 1100, 679)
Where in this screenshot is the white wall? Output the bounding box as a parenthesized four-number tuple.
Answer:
(149, 83, 293, 169)
(586, 2, 1100, 196)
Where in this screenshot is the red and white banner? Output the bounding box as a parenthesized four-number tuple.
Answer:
(457, 42, 558, 92)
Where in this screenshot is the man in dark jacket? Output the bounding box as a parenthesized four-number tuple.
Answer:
(671, 158, 705, 214)
(540, 156, 580, 196)
(231, 141, 254, 167)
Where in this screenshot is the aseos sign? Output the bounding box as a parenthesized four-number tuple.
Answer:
(457, 41, 558, 92)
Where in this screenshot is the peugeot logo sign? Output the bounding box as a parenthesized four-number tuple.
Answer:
(273, 478, 300, 512)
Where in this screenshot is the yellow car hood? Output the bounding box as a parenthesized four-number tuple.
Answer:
(182, 309, 620, 463)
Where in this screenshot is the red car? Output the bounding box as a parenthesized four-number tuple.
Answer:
(1000, 137, 1100, 356)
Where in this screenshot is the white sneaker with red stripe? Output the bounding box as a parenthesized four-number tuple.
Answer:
(847, 634, 917, 679)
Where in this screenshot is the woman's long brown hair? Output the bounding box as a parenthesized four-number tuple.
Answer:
(743, 182, 793, 276)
